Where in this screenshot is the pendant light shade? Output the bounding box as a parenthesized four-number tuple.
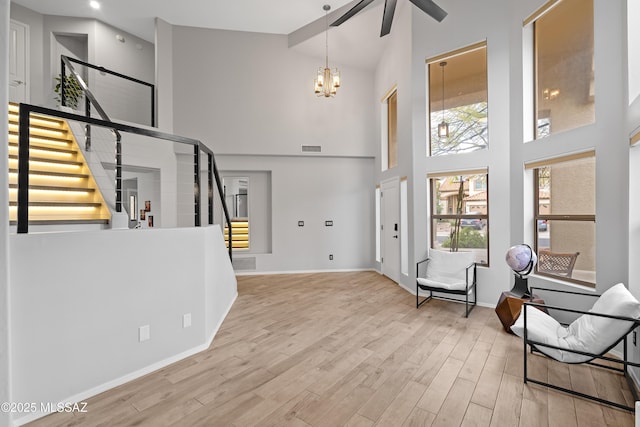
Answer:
(438, 61, 449, 138)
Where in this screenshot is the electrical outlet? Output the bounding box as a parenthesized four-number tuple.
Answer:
(139, 325, 150, 342)
(298, 221, 304, 227)
(329, 254, 333, 260)
(183, 313, 192, 328)
(325, 220, 333, 226)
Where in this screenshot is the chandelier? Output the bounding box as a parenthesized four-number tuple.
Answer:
(314, 5, 340, 98)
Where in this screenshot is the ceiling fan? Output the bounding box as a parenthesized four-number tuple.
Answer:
(331, 0, 447, 37)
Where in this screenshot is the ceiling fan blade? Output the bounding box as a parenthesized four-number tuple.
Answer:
(380, 0, 398, 37)
(331, 0, 376, 27)
(409, 0, 448, 22)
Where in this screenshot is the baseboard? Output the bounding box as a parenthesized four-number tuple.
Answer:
(14, 292, 238, 427)
(235, 268, 375, 276)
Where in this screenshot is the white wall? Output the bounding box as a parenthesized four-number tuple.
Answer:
(10, 226, 236, 426)
(627, 0, 640, 390)
(90, 20, 155, 125)
(370, 0, 631, 310)
(373, 0, 414, 283)
(629, 0, 640, 131)
(629, 0, 640, 106)
(157, 22, 378, 273)
(155, 18, 174, 133)
(9, 5, 155, 124)
(218, 155, 374, 272)
(1, 1, 12, 426)
(169, 25, 376, 158)
(404, 0, 527, 305)
(9, 3, 43, 106)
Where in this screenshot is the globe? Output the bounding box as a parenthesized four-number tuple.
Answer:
(505, 244, 537, 276)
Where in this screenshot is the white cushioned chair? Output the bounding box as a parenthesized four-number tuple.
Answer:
(511, 283, 640, 411)
(416, 249, 477, 317)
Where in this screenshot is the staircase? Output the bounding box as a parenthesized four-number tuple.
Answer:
(7, 103, 111, 225)
(224, 220, 249, 249)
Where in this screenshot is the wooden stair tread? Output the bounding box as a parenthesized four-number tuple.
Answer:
(8, 104, 112, 226)
(8, 168, 89, 179)
(9, 131, 72, 146)
(7, 104, 63, 125)
(9, 219, 110, 226)
(8, 184, 95, 193)
(9, 201, 102, 207)
(8, 122, 68, 134)
(9, 141, 77, 155)
(8, 114, 64, 128)
(8, 154, 83, 166)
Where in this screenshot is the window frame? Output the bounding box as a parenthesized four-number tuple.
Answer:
(529, 0, 595, 140)
(381, 86, 398, 171)
(429, 171, 489, 267)
(532, 155, 596, 287)
(426, 41, 488, 157)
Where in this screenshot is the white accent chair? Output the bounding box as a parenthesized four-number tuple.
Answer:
(511, 283, 640, 411)
(416, 249, 477, 317)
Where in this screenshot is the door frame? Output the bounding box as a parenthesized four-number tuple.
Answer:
(380, 176, 401, 284)
(9, 19, 30, 103)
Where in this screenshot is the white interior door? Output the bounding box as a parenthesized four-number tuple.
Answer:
(381, 177, 400, 283)
(9, 20, 29, 103)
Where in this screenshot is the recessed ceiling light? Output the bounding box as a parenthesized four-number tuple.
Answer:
(89, 1, 100, 10)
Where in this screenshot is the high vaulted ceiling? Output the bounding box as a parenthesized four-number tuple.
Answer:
(11, 0, 397, 69)
(12, 0, 358, 41)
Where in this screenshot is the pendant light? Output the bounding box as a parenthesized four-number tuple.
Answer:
(314, 5, 341, 98)
(438, 61, 449, 138)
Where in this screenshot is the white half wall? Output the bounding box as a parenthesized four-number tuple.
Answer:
(10, 226, 237, 425)
(1, 1, 12, 426)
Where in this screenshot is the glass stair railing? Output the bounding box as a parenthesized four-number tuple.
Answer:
(7, 102, 111, 224)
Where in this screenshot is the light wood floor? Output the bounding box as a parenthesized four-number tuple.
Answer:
(28, 272, 634, 427)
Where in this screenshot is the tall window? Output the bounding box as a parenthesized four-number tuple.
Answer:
(530, 0, 594, 139)
(530, 153, 595, 285)
(428, 43, 488, 156)
(429, 171, 489, 265)
(382, 88, 398, 170)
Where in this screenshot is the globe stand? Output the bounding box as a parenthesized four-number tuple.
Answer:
(510, 274, 531, 299)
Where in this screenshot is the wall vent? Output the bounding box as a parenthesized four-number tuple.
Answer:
(301, 145, 322, 153)
(232, 257, 256, 271)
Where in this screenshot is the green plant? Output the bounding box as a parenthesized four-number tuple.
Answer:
(54, 74, 83, 109)
(442, 226, 486, 249)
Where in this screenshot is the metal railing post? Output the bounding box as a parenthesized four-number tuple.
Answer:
(211, 155, 232, 260)
(17, 104, 30, 234)
(151, 88, 156, 127)
(115, 134, 122, 213)
(194, 146, 201, 227)
(208, 153, 213, 225)
(60, 58, 66, 107)
(85, 96, 91, 151)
